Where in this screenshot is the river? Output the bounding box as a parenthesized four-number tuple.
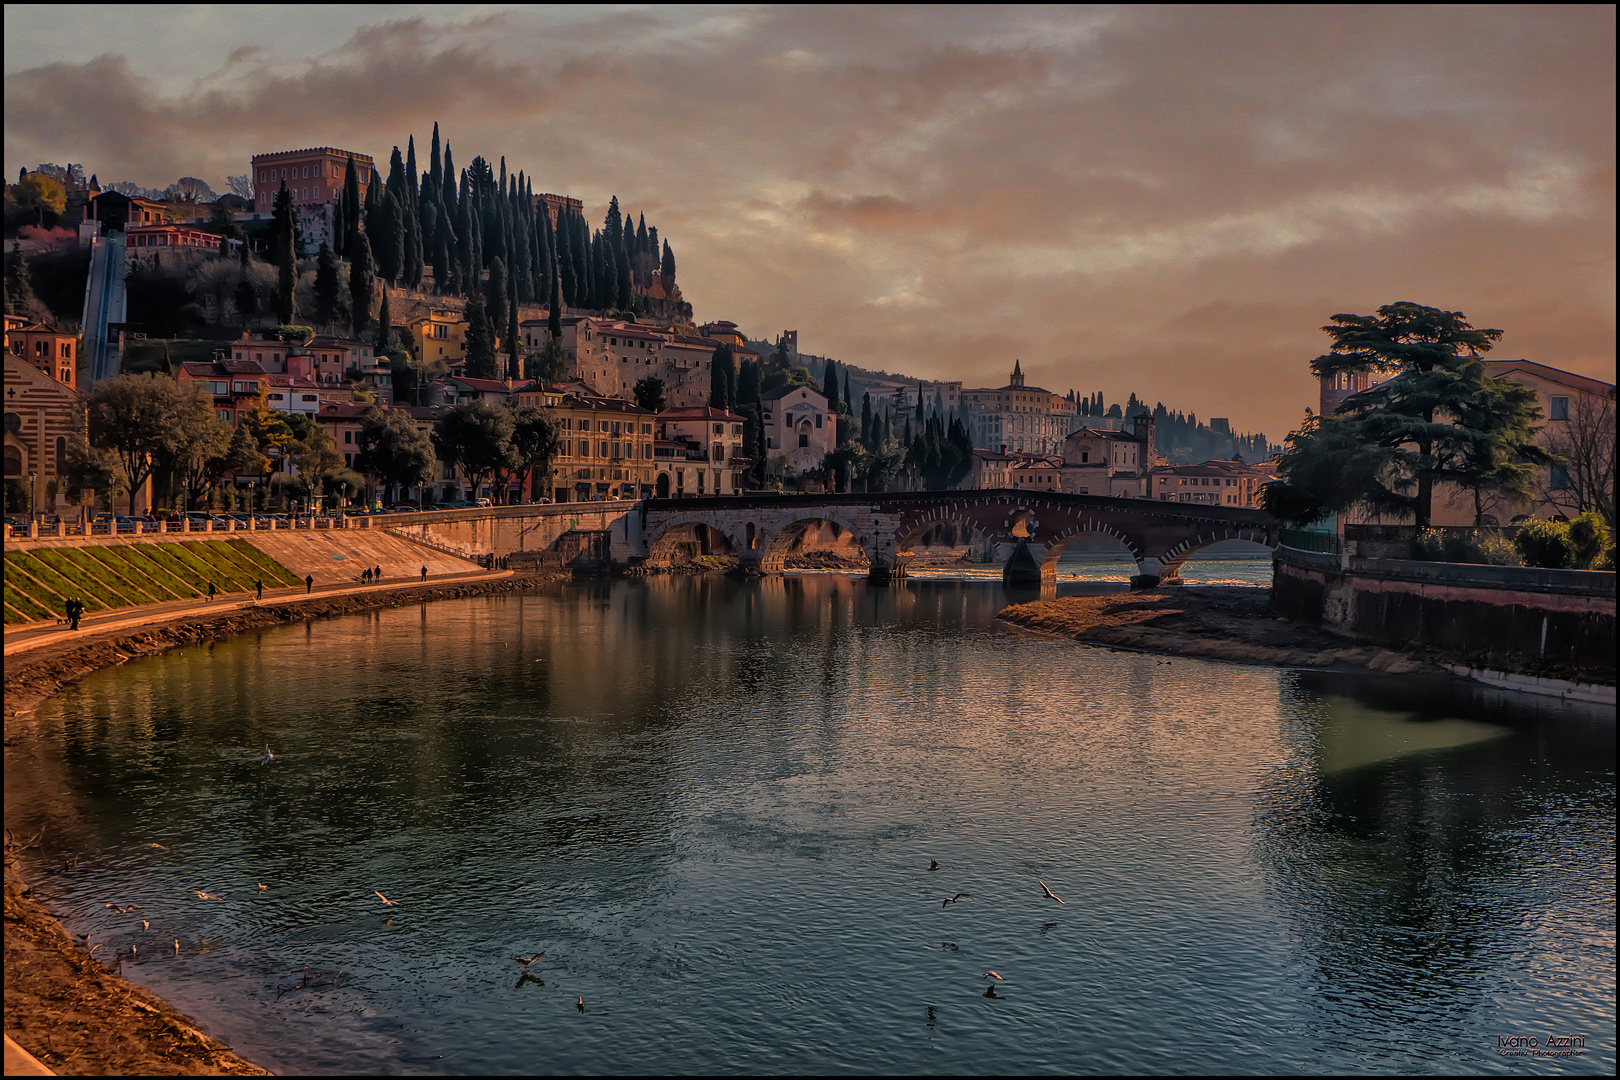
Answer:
(6, 568, 1614, 1074)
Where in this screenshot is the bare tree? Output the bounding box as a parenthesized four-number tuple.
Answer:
(227, 174, 255, 201)
(1540, 392, 1616, 530)
(166, 176, 218, 204)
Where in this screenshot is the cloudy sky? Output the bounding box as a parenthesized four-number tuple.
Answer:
(5, 5, 1613, 439)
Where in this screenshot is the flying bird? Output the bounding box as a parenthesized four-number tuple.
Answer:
(928, 860, 939, 871)
(514, 953, 546, 967)
(104, 903, 142, 913)
(1039, 880, 1065, 904)
(942, 893, 970, 907)
(174, 939, 180, 955)
(983, 971, 1005, 981)
(577, 997, 586, 1013)
(374, 891, 397, 906)
(187, 889, 224, 901)
(257, 882, 268, 891)
(141, 920, 150, 931)
(140, 843, 168, 850)
(260, 745, 274, 765)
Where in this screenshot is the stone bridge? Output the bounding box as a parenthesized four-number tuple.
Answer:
(641, 490, 1281, 587)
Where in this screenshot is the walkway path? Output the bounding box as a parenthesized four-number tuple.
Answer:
(3, 568, 513, 657)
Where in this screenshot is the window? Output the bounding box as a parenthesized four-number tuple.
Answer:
(599, 441, 608, 457)
(1550, 465, 1570, 490)
(599, 421, 609, 432)
(815, 414, 822, 428)
(579, 419, 590, 431)
(1550, 396, 1570, 421)
(302, 395, 318, 403)
(642, 424, 652, 435)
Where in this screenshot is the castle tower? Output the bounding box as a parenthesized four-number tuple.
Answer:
(1010, 359, 1024, 388)
(1319, 370, 1370, 416)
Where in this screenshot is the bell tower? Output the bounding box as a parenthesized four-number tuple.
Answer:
(1010, 359, 1024, 388)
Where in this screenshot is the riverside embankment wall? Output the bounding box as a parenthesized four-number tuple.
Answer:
(383, 504, 640, 561)
(1272, 545, 1616, 678)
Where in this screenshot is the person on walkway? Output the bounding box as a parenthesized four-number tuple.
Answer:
(305, 574, 313, 594)
(255, 579, 263, 601)
(207, 581, 216, 602)
(421, 565, 428, 582)
(374, 564, 382, 582)
(362, 568, 371, 585)
(67, 598, 82, 631)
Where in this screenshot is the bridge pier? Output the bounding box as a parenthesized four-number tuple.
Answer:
(1002, 538, 1047, 587)
(1131, 556, 1175, 590)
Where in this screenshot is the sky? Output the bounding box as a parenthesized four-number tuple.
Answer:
(5, 4, 1614, 440)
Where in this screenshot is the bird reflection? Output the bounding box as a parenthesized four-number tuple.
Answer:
(1041, 922, 1059, 935)
(513, 972, 545, 990)
(925, 1005, 937, 1030)
(983, 986, 1003, 999)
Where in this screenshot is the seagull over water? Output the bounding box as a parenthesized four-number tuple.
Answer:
(260, 745, 274, 765)
(942, 893, 970, 907)
(928, 860, 939, 871)
(577, 997, 586, 1013)
(187, 889, 224, 901)
(1040, 880, 1066, 904)
(375, 891, 398, 906)
(983, 971, 1005, 981)
(514, 953, 545, 967)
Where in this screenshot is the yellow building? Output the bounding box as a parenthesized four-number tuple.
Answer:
(515, 381, 655, 502)
(4, 352, 90, 514)
(410, 309, 468, 368)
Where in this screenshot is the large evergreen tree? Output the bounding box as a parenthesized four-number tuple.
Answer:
(375, 286, 392, 352)
(661, 239, 676, 290)
(272, 182, 297, 323)
(485, 257, 508, 334)
(463, 302, 498, 379)
(313, 242, 342, 329)
(348, 236, 375, 338)
(709, 344, 735, 409)
(1266, 302, 1550, 527)
(506, 284, 521, 381)
(340, 157, 362, 260)
(822, 359, 840, 413)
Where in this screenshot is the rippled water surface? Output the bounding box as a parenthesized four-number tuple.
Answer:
(7, 574, 1614, 1075)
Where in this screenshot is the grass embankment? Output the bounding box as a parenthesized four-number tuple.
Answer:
(2, 540, 303, 625)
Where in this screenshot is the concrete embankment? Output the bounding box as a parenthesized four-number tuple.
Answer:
(1272, 545, 1616, 686)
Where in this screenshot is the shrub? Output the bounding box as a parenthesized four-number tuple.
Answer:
(1413, 528, 1521, 566)
(1513, 519, 1573, 569)
(1567, 512, 1610, 570)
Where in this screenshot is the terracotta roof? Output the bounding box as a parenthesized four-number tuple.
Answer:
(1066, 427, 1141, 441)
(449, 377, 515, 393)
(659, 406, 745, 421)
(761, 385, 826, 402)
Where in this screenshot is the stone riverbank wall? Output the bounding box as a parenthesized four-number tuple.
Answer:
(1272, 544, 1616, 681)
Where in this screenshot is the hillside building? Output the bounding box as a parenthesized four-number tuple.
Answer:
(249, 147, 374, 254)
(761, 384, 835, 475)
(962, 361, 1077, 456)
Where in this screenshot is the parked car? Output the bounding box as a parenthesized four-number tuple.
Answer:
(391, 503, 419, 512)
(475, 498, 492, 508)
(113, 516, 138, 533)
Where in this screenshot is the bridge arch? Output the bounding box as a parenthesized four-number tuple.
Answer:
(1146, 528, 1277, 583)
(646, 518, 739, 566)
(755, 513, 874, 573)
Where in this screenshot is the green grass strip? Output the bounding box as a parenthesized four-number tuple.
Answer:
(6, 598, 41, 625)
(104, 545, 198, 600)
(191, 540, 273, 590)
(5, 583, 54, 623)
(2, 560, 71, 618)
(32, 549, 139, 609)
(138, 545, 212, 591)
(228, 539, 304, 587)
(177, 542, 256, 592)
(89, 547, 187, 602)
(4, 552, 111, 612)
(164, 542, 254, 594)
(74, 548, 167, 604)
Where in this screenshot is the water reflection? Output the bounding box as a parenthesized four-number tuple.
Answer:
(5, 576, 1612, 1075)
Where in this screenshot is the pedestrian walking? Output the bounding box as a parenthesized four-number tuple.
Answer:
(420, 565, 428, 582)
(255, 579, 263, 601)
(67, 598, 83, 631)
(362, 568, 371, 585)
(374, 564, 382, 582)
(305, 574, 313, 594)
(207, 581, 216, 602)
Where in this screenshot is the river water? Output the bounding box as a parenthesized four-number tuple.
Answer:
(7, 564, 1614, 1075)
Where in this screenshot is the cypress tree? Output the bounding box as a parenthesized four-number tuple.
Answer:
(572, 214, 589, 309)
(616, 226, 633, 311)
(506, 284, 520, 381)
(463, 303, 497, 379)
(604, 196, 622, 246)
(375, 286, 391, 351)
(547, 264, 563, 342)
(420, 199, 439, 292)
(429, 122, 441, 199)
(822, 359, 839, 412)
(458, 184, 476, 297)
(348, 236, 374, 338)
(440, 141, 457, 225)
(661, 239, 676, 290)
(341, 158, 361, 260)
(433, 207, 451, 296)
(234, 243, 257, 330)
(709, 344, 734, 409)
(556, 208, 575, 306)
(314, 242, 342, 330)
(272, 182, 296, 324)
(331, 185, 345, 260)
(485, 257, 508, 333)
(861, 392, 873, 448)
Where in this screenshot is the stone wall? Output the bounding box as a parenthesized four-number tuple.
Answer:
(1273, 544, 1616, 678)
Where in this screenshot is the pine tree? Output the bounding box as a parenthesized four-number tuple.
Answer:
(348, 236, 374, 338)
(313, 242, 342, 329)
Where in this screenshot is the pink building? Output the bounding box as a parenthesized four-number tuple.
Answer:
(250, 147, 374, 253)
